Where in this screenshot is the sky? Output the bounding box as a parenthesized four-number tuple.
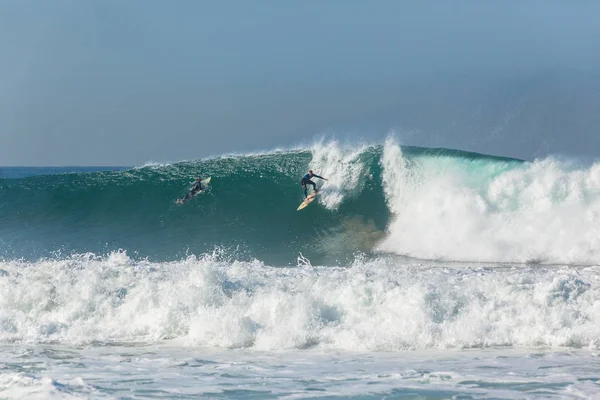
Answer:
(1, 0, 600, 166)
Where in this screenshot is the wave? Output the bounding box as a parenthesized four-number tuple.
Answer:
(1, 138, 600, 264)
(1, 251, 598, 349)
(379, 138, 600, 264)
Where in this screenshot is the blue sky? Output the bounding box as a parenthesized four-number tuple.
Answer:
(2, 1, 600, 165)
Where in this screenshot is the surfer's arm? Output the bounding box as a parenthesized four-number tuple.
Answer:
(313, 174, 326, 180)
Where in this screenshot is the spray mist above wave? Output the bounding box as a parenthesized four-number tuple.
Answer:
(1, 251, 598, 349)
(306, 140, 379, 209)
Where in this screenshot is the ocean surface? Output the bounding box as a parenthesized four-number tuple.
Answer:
(1, 139, 600, 399)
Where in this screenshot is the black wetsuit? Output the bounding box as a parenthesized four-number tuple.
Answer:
(183, 180, 203, 201)
(301, 173, 323, 198)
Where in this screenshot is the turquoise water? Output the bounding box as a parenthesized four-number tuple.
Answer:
(2, 141, 600, 399)
(0, 145, 520, 264)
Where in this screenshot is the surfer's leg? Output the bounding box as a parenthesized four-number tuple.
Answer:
(303, 184, 307, 198)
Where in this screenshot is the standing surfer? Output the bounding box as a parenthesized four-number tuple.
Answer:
(301, 170, 327, 198)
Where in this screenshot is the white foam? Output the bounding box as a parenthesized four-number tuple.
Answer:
(0, 373, 90, 399)
(307, 139, 373, 209)
(3, 344, 599, 399)
(1, 252, 599, 350)
(379, 136, 600, 264)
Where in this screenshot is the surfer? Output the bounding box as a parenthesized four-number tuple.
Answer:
(178, 177, 204, 203)
(301, 170, 327, 198)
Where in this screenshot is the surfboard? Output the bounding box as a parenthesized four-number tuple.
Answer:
(297, 190, 319, 211)
(176, 177, 211, 204)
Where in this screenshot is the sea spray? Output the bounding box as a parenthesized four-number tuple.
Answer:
(1, 251, 598, 349)
(378, 138, 600, 264)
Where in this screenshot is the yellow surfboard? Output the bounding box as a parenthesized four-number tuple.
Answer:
(297, 190, 319, 211)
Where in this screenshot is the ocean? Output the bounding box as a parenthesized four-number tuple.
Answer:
(1, 139, 600, 399)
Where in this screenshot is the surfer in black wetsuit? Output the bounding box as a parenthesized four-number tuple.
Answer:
(179, 177, 204, 203)
(301, 170, 327, 198)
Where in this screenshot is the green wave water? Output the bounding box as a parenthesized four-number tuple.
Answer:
(0, 145, 523, 264)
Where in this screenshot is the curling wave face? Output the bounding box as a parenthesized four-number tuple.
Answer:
(2, 138, 600, 265)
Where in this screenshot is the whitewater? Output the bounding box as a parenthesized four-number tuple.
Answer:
(1, 138, 600, 399)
